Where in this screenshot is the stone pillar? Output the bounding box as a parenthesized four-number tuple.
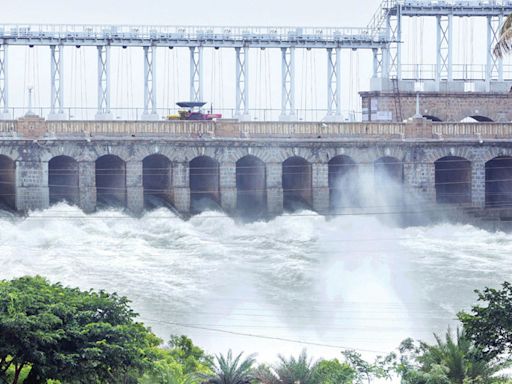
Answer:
(471, 160, 485, 208)
(15, 160, 49, 211)
(267, 162, 283, 215)
(126, 160, 143, 214)
(78, 161, 96, 213)
(173, 162, 190, 214)
(403, 158, 435, 203)
(220, 161, 236, 213)
(312, 162, 329, 214)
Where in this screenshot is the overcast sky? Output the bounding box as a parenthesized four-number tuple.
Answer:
(2, 0, 377, 27)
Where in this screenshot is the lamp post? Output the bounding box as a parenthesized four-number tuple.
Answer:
(414, 81, 423, 119)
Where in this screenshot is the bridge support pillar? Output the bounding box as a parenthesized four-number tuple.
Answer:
(384, 5, 402, 81)
(173, 162, 190, 214)
(189, 47, 203, 102)
(220, 161, 236, 213)
(96, 45, 113, 120)
(126, 161, 144, 214)
(0, 45, 9, 120)
(486, 15, 504, 91)
(48, 45, 66, 120)
(235, 47, 250, 121)
(279, 47, 297, 121)
(266, 162, 283, 215)
(325, 48, 342, 122)
(472, 160, 485, 208)
(141, 46, 159, 120)
(78, 161, 96, 213)
(403, 158, 435, 203)
(15, 160, 49, 211)
(436, 14, 453, 89)
(313, 163, 329, 214)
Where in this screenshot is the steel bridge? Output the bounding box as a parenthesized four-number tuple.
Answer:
(1, 0, 512, 121)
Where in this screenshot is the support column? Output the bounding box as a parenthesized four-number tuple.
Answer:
(312, 163, 329, 214)
(15, 160, 49, 211)
(96, 45, 113, 120)
(325, 48, 342, 122)
(190, 46, 203, 102)
(235, 47, 250, 121)
(279, 47, 297, 121)
(486, 15, 504, 90)
(372, 48, 379, 79)
(48, 45, 65, 120)
(172, 161, 190, 214)
(142, 46, 159, 120)
(126, 161, 144, 214)
(471, 160, 485, 209)
(266, 161, 283, 215)
(0, 44, 9, 120)
(436, 14, 453, 88)
(220, 161, 236, 213)
(79, 161, 96, 213)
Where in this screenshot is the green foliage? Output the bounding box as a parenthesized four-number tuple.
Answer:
(459, 282, 512, 360)
(254, 350, 320, 384)
(201, 350, 256, 384)
(313, 358, 355, 384)
(395, 328, 509, 384)
(0, 275, 158, 384)
(342, 350, 394, 384)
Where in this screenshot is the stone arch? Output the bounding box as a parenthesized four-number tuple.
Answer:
(189, 155, 220, 212)
(143, 154, 172, 209)
(435, 156, 472, 204)
(282, 156, 312, 211)
(236, 155, 267, 217)
(96, 155, 126, 208)
(374, 156, 403, 184)
(485, 156, 512, 208)
(0, 155, 16, 210)
(49, 155, 79, 206)
(328, 155, 357, 210)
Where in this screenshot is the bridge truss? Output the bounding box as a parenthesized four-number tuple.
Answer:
(0, 0, 512, 121)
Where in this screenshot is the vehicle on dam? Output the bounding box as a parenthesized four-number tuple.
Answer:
(166, 102, 222, 121)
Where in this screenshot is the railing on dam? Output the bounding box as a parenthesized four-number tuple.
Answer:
(3, 117, 512, 140)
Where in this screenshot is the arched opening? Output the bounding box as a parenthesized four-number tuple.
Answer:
(423, 115, 442, 122)
(485, 156, 512, 208)
(328, 155, 357, 210)
(374, 157, 403, 184)
(374, 156, 403, 211)
(0, 155, 16, 210)
(461, 115, 494, 123)
(96, 155, 126, 208)
(189, 156, 220, 212)
(236, 155, 266, 217)
(282, 156, 312, 211)
(49, 155, 79, 205)
(143, 154, 172, 209)
(435, 156, 471, 204)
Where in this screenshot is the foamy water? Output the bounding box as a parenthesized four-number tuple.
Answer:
(1, 203, 511, 361)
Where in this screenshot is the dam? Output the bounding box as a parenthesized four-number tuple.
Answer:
(2, 116, 511, 220)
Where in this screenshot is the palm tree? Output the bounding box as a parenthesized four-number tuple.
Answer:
(402, 328, 509, 384)
(494, 13, 512, 57)
(201, 350, 256, 384)
(255, 350, 319, 384)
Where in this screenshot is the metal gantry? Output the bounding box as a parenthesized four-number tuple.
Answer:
(96, 45, 112, 120)
(436, 14, 453, 83)
(487, 14, 504, 86)
(280, 47, 296, 121)
(49, 45, 64, 119)
(326, 48, 342, 121)
(189, 46, 203, 103)
(235, 46, 249, 120)
(142, 46, 158, 120)
(0, 45, 8, 119)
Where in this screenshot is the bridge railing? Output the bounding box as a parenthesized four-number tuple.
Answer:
(433, 123, 512, 138)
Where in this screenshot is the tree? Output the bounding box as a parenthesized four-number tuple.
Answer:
(459, 282, 512, 360)
(342, 350, 393, 384)
(255, 350, 319, 384)
(395, 328, 509, 384)
(494, 14, 512, 57)
(313, 358, 355, 384)
(201, 350, 255, 384)
(0, 276, 159, 384)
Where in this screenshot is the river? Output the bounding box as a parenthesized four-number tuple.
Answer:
(1, 202, 511, 362)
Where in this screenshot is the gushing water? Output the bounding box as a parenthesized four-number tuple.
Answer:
(1, 170, 511, 360)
